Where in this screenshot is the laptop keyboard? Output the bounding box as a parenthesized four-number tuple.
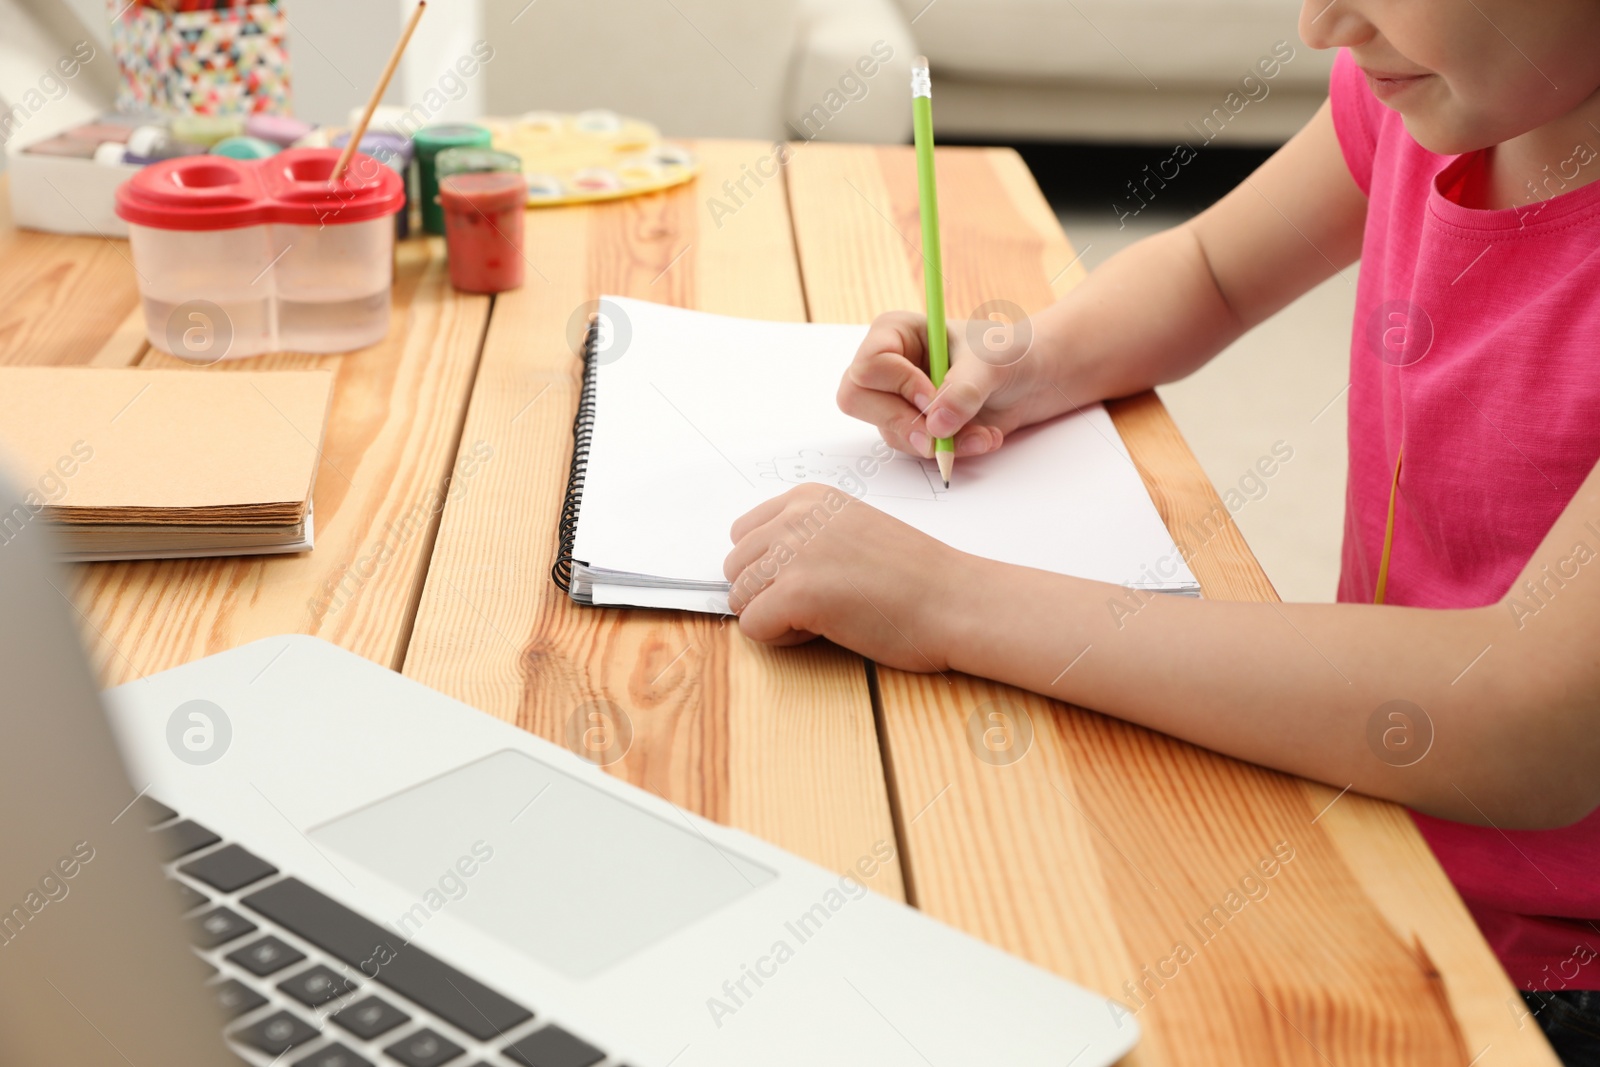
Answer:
(131, 795, 624, 1067)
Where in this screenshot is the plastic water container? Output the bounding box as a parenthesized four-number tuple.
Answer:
(115, 148, 404, 360)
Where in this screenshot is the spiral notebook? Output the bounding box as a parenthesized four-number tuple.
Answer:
(553, 297, 1199, 614)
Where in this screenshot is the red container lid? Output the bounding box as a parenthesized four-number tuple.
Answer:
(114, 155, 264, 229)
(116, 148, 404, 231)
(260, 148, 405, 225)
(439, 171, 528, 214)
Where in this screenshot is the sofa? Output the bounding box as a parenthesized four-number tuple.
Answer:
(480, 0, 919, 144)
(906, 0, 1333, 144)
(482, 0, 1334, 146)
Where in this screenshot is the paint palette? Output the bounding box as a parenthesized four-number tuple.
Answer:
(486, 110, 698, 207)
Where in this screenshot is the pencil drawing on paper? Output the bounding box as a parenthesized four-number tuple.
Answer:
(755, 449, 947, 501)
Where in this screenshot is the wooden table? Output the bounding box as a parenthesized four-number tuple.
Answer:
(0, 142, 1556, 1066)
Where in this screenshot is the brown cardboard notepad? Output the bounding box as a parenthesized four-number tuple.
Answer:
(0, 367, 334, 561)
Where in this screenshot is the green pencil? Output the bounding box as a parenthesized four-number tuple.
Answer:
(911, 55, 954, 487)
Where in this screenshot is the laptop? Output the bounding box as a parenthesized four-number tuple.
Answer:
(0, 465, 1139, 1067)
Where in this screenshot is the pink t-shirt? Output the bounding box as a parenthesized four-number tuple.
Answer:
(1330, 48, 1600, 989)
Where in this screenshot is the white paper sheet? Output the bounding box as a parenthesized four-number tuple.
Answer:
(591, 584, 733, 615)
(570, 298, 1197, 611)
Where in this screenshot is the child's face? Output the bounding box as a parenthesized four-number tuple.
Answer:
(1300, 0, 1600, 154)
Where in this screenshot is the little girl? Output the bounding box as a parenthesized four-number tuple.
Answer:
(723, 0, 1600, 1059)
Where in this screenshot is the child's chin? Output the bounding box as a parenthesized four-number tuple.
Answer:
(1398, 111, 1491, 158)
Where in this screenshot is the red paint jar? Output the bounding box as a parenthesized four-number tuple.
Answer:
(439, 172, 526, 294)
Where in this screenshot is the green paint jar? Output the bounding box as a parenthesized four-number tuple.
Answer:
(414, 124, 492, 235)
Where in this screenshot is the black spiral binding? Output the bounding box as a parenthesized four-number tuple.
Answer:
(551, 320, 600, 593)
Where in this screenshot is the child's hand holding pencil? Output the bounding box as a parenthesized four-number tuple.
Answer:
(846, 56, 1079, 473)
(837, 309, 1063, 463)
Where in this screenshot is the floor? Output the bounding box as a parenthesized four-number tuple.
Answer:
(1054, 208, 1355, 603)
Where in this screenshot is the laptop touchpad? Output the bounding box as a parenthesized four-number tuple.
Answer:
(311, 748, 777, 980)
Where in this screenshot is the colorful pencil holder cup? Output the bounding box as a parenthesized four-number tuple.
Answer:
(439, 172, 527, 294)
(115, 148, 404, 361)
(413, 124, 492, 235)
(111, 2, 291, 117)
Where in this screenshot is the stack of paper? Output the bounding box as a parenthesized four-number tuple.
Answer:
(0, 367, 333, 561)
(563, 297, 1198, 614)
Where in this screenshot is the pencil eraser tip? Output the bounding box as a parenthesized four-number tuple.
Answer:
(915, 55, 929, 69)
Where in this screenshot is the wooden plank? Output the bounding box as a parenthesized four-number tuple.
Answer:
(787, 142, 1555, 1066)
(86, 307, 152, 368)
(0, 176, 145, 366)
(53, 234, 490, 683)
(401, 140, 905, 896)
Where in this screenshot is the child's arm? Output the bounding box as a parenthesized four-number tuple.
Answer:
(838, 100, 1367, 454)
(732, 100, 1600, 831)
(936, 452, 1600, 833)
(726, 461, 1600, 832)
